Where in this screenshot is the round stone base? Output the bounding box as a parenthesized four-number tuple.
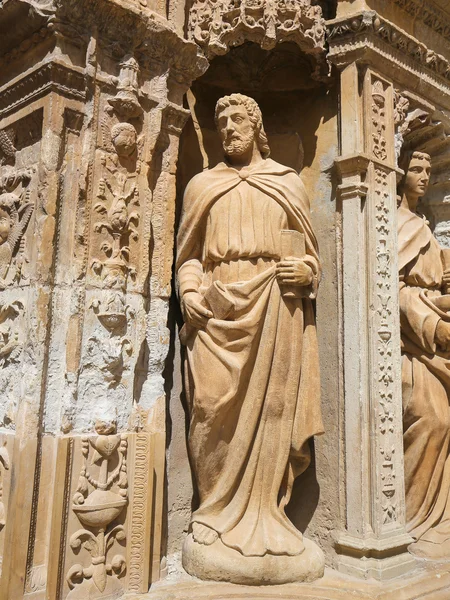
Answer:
(409, 536, 450, 561)
(182, 533, 325, 585)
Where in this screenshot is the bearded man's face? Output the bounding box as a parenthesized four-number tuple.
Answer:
(216, 104, 256, 158)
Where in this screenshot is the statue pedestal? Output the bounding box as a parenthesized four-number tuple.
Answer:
(144, 560, 450, 600)
(182, 534, 325, 585)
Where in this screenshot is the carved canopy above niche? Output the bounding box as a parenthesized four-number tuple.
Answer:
(188, 0, 327, 73)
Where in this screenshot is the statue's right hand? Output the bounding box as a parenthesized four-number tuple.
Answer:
(182, 292, 213, 329)
(435, 320, 450, 351)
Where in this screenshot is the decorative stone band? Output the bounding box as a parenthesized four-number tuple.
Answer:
(327, 11, 450, 82)
(0, 27, 51, 69)
(188, 0, 326, 63)
(0, 62, 85, 118)
(391, 0, 450, 42)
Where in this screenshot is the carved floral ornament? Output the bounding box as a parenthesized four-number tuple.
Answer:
(92, 54, 144, 291)
(188, 0, 326, 60)
(371, 79, 388, 162)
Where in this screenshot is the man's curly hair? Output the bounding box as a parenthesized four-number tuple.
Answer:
(215, 94, 270, 158)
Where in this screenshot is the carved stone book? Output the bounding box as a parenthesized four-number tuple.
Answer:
(203, 280, 235, 320)
(280, 229, 306, 298)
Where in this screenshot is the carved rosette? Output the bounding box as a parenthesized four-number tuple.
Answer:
(188, 0, 326, 62)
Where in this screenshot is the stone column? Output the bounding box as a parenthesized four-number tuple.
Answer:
(331, 61, 415, 580)
(327, 4, 450, 579)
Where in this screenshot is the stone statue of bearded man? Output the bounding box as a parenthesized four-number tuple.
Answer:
(176, 94, 325, 584)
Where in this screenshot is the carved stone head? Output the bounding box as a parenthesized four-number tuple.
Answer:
(398, 150, 431, 202)
(215, 94, 270, 159)
(110, 122, 137, 158)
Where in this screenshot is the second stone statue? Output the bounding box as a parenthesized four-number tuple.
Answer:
(176, 94, 325, 585)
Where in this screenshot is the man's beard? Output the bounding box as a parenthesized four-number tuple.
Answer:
(223, 132, 254, 157)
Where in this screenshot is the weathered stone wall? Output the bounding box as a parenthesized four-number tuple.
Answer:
(0, 1, 205, 597)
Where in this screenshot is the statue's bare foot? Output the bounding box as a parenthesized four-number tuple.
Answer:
(192, 522, 219, 545)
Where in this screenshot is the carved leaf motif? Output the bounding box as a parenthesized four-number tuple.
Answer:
(92, 563, 107, 593)
(66, 564, 85, 589)
(70, 529, 98, 554)
(94, 202, 108, 215)
(106, 524, 125, 553)
(8, 202, 34, 257)
(0, 129, 16, 162)
(94, 221, 112, 234)
(92, 141, 140, 286)
(75, 472, 89, 499)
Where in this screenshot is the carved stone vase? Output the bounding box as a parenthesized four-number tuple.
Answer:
(67, 430, 127, 599)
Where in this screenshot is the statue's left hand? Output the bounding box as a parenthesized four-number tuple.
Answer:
(276, 258, 313, 287)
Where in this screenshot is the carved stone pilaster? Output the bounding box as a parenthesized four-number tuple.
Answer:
(335, 65, 415, 580)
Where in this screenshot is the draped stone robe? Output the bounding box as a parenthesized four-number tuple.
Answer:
(176, 158, 323, 558)
(398, 205, 450, 556)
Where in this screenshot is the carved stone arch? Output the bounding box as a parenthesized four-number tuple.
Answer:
(186, 0, 329, 81)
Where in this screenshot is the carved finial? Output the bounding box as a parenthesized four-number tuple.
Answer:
(108, 54, 142, 119)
